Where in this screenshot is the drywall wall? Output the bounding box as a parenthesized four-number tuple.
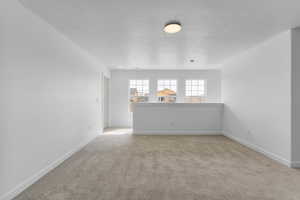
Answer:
(222, 31, 292, 165)
(110, 70, 221, 127)
(0, 1, 109, 199)
(291, 27, 300, 166)
(132, 103, 223, 134)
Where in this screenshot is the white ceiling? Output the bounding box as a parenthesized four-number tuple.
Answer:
(20, 0, 300, 69)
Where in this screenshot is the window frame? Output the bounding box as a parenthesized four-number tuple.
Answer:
(129, 79, 150, 97)
(156, 79, 178, 103)
(156, 79, 178, 94)
(185, 79, 207, 97)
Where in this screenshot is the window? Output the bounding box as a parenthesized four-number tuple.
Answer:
(184, 80, 206, 103)
(185, 80, 205, 96)
(129, 80, 149, 103)
(157, 80, 177, 103)
(157, 80, 177, 92)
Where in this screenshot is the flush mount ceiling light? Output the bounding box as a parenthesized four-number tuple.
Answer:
(163, 21, 182, 34)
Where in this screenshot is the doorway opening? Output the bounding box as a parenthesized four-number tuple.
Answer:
(103, 75, 110, 129)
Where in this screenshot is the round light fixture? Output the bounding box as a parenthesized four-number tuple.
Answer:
(164, 21, 182, 34)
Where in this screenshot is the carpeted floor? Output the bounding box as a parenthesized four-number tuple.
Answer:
(15, 129, 300, 200)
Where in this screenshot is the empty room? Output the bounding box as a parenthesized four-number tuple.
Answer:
(1, 0, 300, 199)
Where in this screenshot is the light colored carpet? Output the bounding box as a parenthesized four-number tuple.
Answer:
(15, 130, 300, 200)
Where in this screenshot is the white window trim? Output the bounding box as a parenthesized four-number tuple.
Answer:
(185, 79, 207, 97)
(128, 79, 150, 98)
(156, 79, 178, 94)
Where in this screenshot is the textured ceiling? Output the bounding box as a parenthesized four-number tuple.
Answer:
(20, 0, 300, 69)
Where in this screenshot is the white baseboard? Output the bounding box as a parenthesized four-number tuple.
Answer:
(223, 131, 291, 167)
(0, 134, 98, 200)
(133, 129, 222, 135)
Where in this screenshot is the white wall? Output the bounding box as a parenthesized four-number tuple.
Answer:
(132, 103, 223, 134)
(0, 1, 109, 199)
(222, 31, 292, 165)
(110, 70, 221, 127)
(291, 28, 300, 166)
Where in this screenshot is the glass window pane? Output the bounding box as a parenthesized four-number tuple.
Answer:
(157, 80, 177, 103)
(185, 80, 205, 97)
(129, 79, 149, 101)
(130, 80, 135, 85)
(191, 86, 197, 90)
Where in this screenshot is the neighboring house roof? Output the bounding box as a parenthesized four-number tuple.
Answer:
(157, 88, 176, 97)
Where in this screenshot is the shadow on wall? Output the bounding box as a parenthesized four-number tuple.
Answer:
(222, 104, 256, 143)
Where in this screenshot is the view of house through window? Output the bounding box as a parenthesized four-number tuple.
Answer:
(129, 80, 149, 103)
(157, 80, 177, 103)
(185, 80, 206, 103)
(129, 79, 206, 104)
